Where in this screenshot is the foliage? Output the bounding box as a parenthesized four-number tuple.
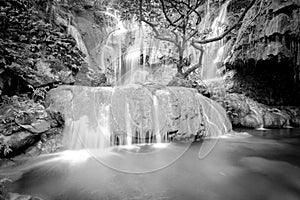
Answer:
(0, 0, 84, 91)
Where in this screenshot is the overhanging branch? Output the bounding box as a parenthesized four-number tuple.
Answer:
(141, 17, 179, 47)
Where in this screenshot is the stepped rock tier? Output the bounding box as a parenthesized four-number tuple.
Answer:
(47, 85, 232, 149)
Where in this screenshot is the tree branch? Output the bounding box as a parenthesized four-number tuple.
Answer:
(141, 17, 179, 47)
(169, 0, 185, 16)
(183, 47, 204, 77)
(193, 0, 257, 44)
(176, 0, 202, 20)
(186, 29, 198, 41)
(169, 1, 186, 29)
(159, 0, 178, 27)
(191, 42, 203, 50)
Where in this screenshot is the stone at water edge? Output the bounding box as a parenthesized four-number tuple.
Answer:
(263, 110, 289, 128)
(214, 92, 299, 129)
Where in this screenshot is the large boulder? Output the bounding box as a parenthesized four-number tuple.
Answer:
(46, 85, 232, 149)
(214, 92, 297, 128)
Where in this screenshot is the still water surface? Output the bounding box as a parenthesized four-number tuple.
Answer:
(3, 129, 300, 200)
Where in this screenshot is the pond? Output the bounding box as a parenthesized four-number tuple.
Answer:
(2, 129, 300, 200)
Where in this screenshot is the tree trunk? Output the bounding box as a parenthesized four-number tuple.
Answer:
(183, 47, 204, 78)
(177, 47, 184, 76)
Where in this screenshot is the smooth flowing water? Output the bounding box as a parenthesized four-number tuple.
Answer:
(67, 23, 90, 65)
(201, 0, 230, 80)
(51, 85, 231, 149)
(2, 129, 300, 200)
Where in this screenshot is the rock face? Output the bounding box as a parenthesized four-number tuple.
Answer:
(213, 92, 300, 129)
(46, 85, 232, 149)
(227, 0, 300, 105)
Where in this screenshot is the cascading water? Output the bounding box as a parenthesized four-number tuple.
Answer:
(153, 94, 162, 143)
(52, 5, 233, 150)
(95, 9, 127, 84)
(125, 101, 133, 145)
(67, 24, 90, 65)
(201, 0, 231, 80)
(123, 26, 145, 85)
(93, 9, 146, 85)
(49, 85, 232, 150)
(97, 10, 176, 86)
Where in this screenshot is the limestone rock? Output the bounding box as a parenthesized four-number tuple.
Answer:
(265, 14, 291, 37)
(214, 92, 299, 129)
(263, 109, 289, 128)
(167, 76, 211, 97)
(47, 85, 232, 148)
(229, 0, 300, 63)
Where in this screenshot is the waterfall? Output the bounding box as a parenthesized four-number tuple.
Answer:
(95, 9, 146, 85)
(49, 86, 232, 150)
(63, 101, 112, 149)
(67, 24, 90, 65)
(97, 8, 177, 85)
(53, 6, 233, 150)
(125, 101, 133, 145)
(95, 9, 127, 84)
(153, 94, 162, 143)
(124, 26, 145, 85)
(198, 0, 211, 33)
(201, 0, 231, 80)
